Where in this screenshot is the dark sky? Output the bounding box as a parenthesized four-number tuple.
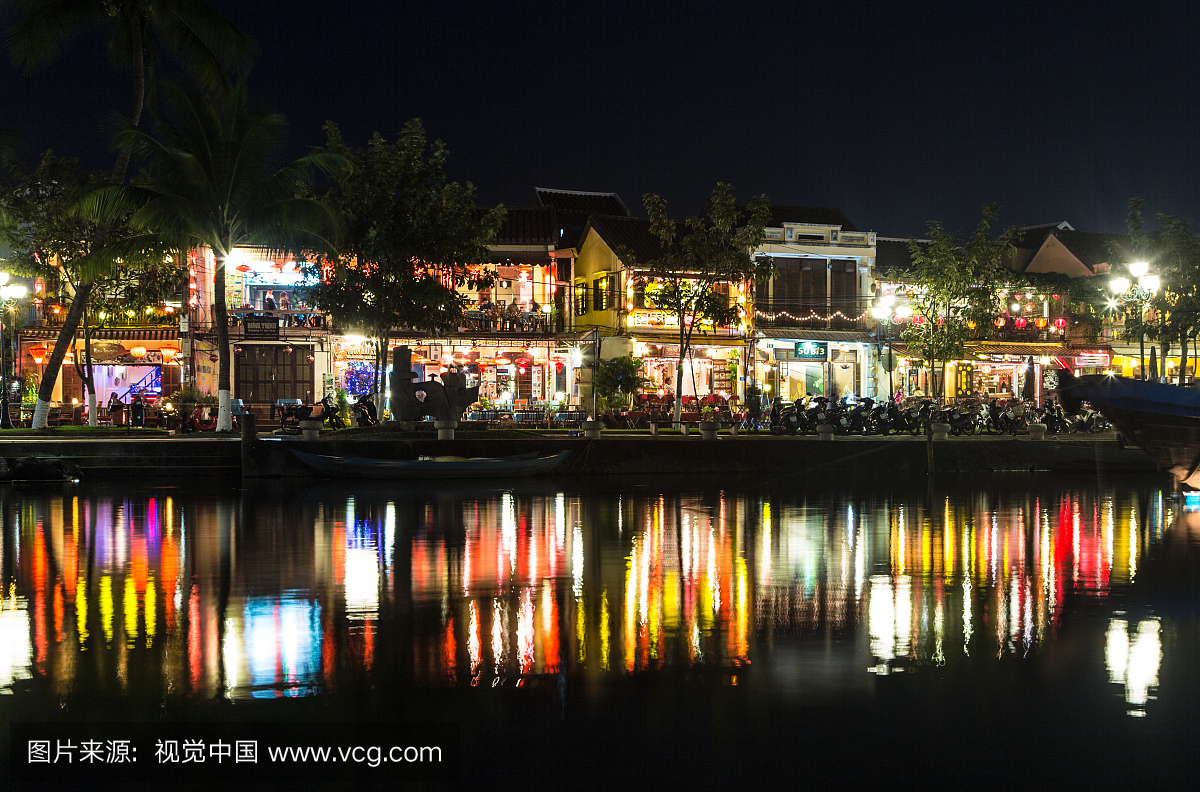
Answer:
(4, 0, 1199, 238)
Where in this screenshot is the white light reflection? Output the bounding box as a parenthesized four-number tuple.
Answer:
(1106, 617, 1162, 715)
(0, 597, 32, 692)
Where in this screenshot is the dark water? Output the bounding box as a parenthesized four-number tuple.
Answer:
(2, 473, 1199, 789)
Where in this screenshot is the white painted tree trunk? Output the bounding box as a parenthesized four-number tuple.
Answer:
(32, 398, 50, 429)
(87, 391, 97, 427)
(216, 389, 232, 432)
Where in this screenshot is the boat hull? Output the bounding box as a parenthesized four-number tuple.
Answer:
(1060, 374, 1200, 486)
(291, 449, 571, 480)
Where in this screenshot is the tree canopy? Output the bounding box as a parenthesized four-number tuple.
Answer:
(313, 119, 503, 401)
(618, 183, 771, 424)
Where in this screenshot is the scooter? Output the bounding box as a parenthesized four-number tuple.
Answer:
(352, 390, 379, 427)
(280, 394, 345, 434)
(184, 405, 239, 432)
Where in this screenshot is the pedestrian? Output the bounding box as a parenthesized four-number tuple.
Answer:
(107, 391, 125, 426)
(278, 291, 290, 310)
(263, 289, 276, 311)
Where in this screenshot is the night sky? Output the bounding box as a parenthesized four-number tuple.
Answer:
(3, 0, 1199, 238)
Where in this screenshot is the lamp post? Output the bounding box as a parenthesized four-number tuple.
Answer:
(871, 294, 912, 398)
(0, 274, 30, 429)
(1109, 262, 1158, 381)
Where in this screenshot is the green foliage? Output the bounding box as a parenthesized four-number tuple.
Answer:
(0, 151, 175, 314)
(593, 355, 646, 407)
(901, 205, 1017, 380)
(617, 183, 771, 422)
(313, 120, 503, 342)
(165, 384, 215, 406)
(77, 80, 342, 428)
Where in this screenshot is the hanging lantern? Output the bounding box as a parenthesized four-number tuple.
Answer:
(28, 344, 46, 365)
(1034, 317, 1048, 329)
(159, 347, 178, 363)
(234, 346, 244, 355)
(912, 315, 926, 325)
(1052, 294, 1060, 300)
(967, 320, 976, 329)
(236, 264, 253, 273)
(994, 317, 1006, 328)
(1024, 303, 1034, 313)
(1013, 317, 1028, 329)
(1054, 317, 1068, 329)
(935, 316, 946, 326)
(130, 345, 148, 359)
(306, 354, 315, 363)
(284, 346, 294, 355)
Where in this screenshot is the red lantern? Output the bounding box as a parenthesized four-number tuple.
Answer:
(994, 317, 1006, 328)
(1014, 317, 1028, 329)
(1052, 294, 1060, 300)
(1054, 317, 1068, 329)
(913, 315, 926, 325)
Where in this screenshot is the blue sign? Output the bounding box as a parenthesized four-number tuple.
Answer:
(794, 341, 828, 361)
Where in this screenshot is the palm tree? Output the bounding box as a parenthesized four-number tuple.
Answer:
(81, 81, 342, 430)
(3, 0, 254, 427)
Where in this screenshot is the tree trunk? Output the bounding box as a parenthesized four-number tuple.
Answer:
(673, 322, 685, 426)
(32, 280, 92, 429)
(375, 332, 388, 419)
(214, 251, 232, 431)
(1180, 333, 1189, 387)
(1161, 339, 1171, 383)
(84, 320, 96, 426)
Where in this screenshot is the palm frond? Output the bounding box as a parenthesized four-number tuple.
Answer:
(3, 0, 104, 72)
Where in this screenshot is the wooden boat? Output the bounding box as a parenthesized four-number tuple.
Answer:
(291, 449, 570, 479)
(1058, 371, 1200, 486)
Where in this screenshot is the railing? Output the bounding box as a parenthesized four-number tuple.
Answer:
(40, 311, 178, 329)
(755, 299, 871, 331)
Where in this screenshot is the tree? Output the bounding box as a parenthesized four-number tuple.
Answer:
(0, 150, 173, 423)
(901, 206, 1017, 398)
(3, 0, 254, 428)
(1116, 200, 1200, 385)
(618, 183, 771, 426)
(80, 81, 343, 430)
(593, 355, 646, 412)
(314, 120, 503, 414)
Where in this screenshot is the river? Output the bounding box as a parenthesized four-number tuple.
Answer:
(1, 473, 1197, 789)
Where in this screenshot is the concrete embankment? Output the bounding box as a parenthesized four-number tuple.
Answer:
(244, 435, 1159, 479)
(0, 434, 1160, 479)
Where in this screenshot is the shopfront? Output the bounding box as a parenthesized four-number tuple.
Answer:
(20, 330, 183, 406)
(757, 335, 872, 402)
(625, 341, 743, 400)
(890, 343, 1111, 403)
(332, 337, 575, 410)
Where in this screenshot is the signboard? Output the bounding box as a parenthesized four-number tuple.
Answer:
(1074, 352, 1111, 368)
(629, 309, 680, 329)
(243, 315, 279, 340)
(532, 365, 543, 400)
(793, 341, 828, 361)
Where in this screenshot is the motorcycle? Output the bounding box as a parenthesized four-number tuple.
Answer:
(183, 404, 239, 432)
(769, 399, 805, 435)
(352, 390, 379, 427)
(280, 394, 345, 435)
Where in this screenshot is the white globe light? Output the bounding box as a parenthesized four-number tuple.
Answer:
(880, 294, 896, 308)
(1139, 274, 1160, 293)
(1110, 277, 1130, 294)
(10, 285, 27, 299)
(0, 273, 9, 286)
(894, 305, 913, 319)
(1128, 261, 1150, 278)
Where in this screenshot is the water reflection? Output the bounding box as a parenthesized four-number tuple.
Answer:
(0, 479, 1178, 717)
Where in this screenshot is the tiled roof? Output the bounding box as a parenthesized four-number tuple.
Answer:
(482, 206, 557, 246)
(1052, 229, 1134, 270)
(533, 188, 629, 218)
(764, 206, 859, 232)
(582, 215, 663, 264)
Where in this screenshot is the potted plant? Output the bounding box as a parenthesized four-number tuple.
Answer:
(699, 406, 720, 440)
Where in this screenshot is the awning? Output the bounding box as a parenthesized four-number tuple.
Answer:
(21, 328, 179, 341)
(758, 328, 873, 343)
(888, 341, 1111, 359)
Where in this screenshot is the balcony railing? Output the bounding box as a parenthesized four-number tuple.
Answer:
(754, 299, 871, 331)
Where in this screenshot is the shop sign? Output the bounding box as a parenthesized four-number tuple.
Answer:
(1074, 352, 1111, 367)
(793, 341, 828, 361)
(243, 315, 279, 340)
(629, 309, 679, 329)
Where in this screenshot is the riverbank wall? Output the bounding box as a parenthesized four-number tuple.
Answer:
(248, 435, 1153, 479)
(0, 434, 1159, 480)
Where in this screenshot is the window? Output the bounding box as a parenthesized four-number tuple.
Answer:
(574, 282, 589, 316)
(592, 275, 616, 311)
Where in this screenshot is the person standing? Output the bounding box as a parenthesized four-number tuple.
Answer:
(263, 289, 277, 311)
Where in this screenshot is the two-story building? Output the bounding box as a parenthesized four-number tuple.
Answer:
(750, 207, 880, 402)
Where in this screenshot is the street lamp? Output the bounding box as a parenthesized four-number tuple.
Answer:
(1109, 262, 1157, 381)
(872, 296, 911, 398)
(0, 275, 29, 429)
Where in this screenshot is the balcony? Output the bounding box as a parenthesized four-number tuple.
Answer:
(754, 299, 870, 331)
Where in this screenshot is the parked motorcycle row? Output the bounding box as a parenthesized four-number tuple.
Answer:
(763, 395, 1110, 436)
